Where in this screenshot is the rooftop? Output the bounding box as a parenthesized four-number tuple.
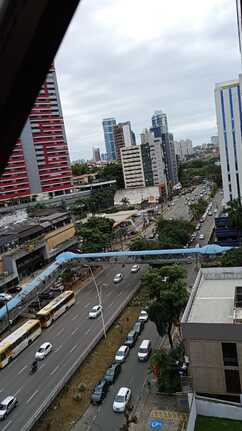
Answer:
(185, 267, 242, 325)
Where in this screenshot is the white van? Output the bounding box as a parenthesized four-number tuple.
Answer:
(137, 340, 152, 361)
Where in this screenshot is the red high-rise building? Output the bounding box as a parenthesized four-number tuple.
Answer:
(0, 65, 72, 202)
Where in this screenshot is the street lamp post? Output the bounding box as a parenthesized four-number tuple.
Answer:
(4, 300, 12, 332)
(89, 266, 106, 339)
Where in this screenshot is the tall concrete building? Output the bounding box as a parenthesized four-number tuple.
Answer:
(150, 111, 178, 188)
(215, 78, 242, 203)
(237, 0, 242, 64)
(0, 65, 72, 202)
(113, 121, 135, 160)
(141, 129, 167, 192)
(151, 110, 168, 134)
(174, 139, 193, 161)
(93, 147, 101, 162)
(102, 118, 117, 161)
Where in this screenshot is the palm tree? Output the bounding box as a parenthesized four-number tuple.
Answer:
(226, 198, 242, 241)
(121, 197, 129, 207)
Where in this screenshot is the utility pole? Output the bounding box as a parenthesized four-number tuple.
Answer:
(89, 266, 106, 339)
(4, 300, 12, 332)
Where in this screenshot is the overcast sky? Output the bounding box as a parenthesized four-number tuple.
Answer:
(55, 0, 241, 161)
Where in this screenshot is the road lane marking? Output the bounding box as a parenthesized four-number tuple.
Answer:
(84, 328, 91, 335)
(14, 386, 23, 396)
(84, 302, 90, 308)
(27, 389, 39, 404)
(50, 365, 60, 376)
(17, 364, 27, 375)
(118, 291, 122, 296)
(2, 420, 12, 431)
(107, 301, 114, 309)
(106, 291, 112, 297)
(70, 344, 78, 353)
(56, 328, 64, 337)
(71, 327, 79, 336)
(71, 314, 79, 321)
(55, 344, 63, 353)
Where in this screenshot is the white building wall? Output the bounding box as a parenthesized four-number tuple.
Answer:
(215, 78, 242, 203)
(121, 146, 145, 189)
(123, 123, 133, 147)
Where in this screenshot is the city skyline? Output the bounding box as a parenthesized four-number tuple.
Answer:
(55, 0, 240, 160)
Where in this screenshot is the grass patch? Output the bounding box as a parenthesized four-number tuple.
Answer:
(195, 416, 242, 431)
(33, 285, 149, 431)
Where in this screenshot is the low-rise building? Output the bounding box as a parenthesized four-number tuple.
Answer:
(181, 267, 242, 400)
(0, 211, 77, 285)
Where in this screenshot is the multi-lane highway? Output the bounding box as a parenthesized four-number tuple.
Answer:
(0, 264, 144, 431)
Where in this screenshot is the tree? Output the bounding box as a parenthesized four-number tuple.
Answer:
(79, 217, 114, 252)
(71, 163, 94, 176)
(144, 265, 188, 347)
(226, 198, 242, 240)
(97, 162, 124, 189)
(220, 247, 242, 267)
(129, 238, 160, 251)
(190, 198, 207, 221)
(121, 197, 129, 207)
(155, 217, 194, 248)
(149, 349, 181, 394)
(142, 265, 186, 300)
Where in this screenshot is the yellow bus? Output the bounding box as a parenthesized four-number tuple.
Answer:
(36, 290, 75, 328)
(0, 320, 42, 368)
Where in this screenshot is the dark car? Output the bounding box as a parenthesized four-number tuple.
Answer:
(124, 330, 138, 348)
(133, 320, 144, 336)
(39, 291, 56, 300)
(8, 286, 22, 294)
(91, 379, 109, 405)
(104, 363, 121, 384)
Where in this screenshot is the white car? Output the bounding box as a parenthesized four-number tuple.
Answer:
(113, 387, 131, 413)
(35, 342, 53, 360)
(115, 345, 129, 363)
(131, 264, 140, 273)
(0, 396, 17, 420)
(199, 234, 205, 240)
(113, 273, 123, 283)
(0, 293, 12, 302)
(89, 304, 102, 319)
(138, 310, 149, 322)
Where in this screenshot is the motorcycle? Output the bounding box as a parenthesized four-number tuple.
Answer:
(30, 361, 38, 374)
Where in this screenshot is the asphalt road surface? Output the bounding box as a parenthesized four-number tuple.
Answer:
(0, 264, 144, 431)
(73, 321, 160, 431)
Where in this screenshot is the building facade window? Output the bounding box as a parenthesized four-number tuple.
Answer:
(222, 342, 238, 366)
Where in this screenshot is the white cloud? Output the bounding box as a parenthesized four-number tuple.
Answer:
(56, 0, 241, 160)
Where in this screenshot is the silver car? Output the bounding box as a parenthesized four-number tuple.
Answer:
(113, 273, 123, 283)
(0, 396, 17, 420)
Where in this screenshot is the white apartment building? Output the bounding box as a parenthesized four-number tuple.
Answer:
(121, 145, 145, 189)
(174, 139, 193, 161)
(215, 77, 242, 203)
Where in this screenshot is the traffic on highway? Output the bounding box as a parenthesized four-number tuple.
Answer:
(0, 263, 144, 431)
(0, 183, 221, 431)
